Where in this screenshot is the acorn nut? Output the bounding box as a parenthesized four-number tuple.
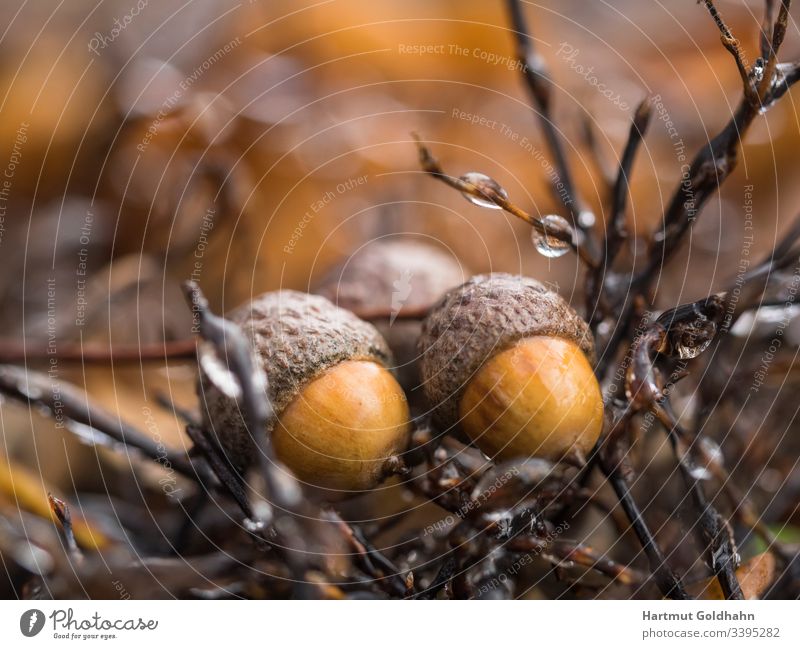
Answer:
(418, 273, 603, 462)
(199, 290, 411, 492)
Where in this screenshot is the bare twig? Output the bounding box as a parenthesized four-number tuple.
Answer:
(48, 494, 83, 562)
(587, 99, 652, 323)
(505, 0, 592, 234)
(603, 1, 798, 367)
(0, 339, 197, 363)
(413, 134, 596, 267)
(655, 406, 744, 599)
(579, 110, 616, 192)
(331, 513, 411, 597)
(0, 365, 196, 479)
(598, 455, 689, 598)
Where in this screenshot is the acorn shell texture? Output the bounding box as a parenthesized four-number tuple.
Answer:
(418, 273, 596, 431)
(199, 290, 392, 467)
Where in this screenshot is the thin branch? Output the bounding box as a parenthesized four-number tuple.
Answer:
(587, 99, 652, 323)
(0, 365, 196, 479)
(184, 423, 252, 520)
(702, 0, 758, 104)
(579, 110, 616, 192)
(0, 339, 197, 364)
(655, 406, 743, 599)
(603, 1, 798, 369)
(417, 554, 457, 600)
(761, 0, 778, 59)
(550, 540, 645, 586)
(757, 0, 791, 98)
(413, 134, 597, 267)
(331, 513, 410, 597)
(505, 0, 590, 232)
(598, 455, 690, 598)
(48, 494, 83, 562)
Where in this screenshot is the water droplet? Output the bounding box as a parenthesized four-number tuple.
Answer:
(532, 214, 572, 258)
(681, 437, 722, 481)
(686, 460, 712, 481)
(243, 518, 266, 533)
(578, 210, 596, 228)
(699, 437, 723, 466)
(752, 58, 765, 84)
(458, 172, 508, 210)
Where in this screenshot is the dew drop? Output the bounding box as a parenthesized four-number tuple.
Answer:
(687, 462, 712, 481)
(532, 214, 572, 258)
(699, 437, 723, 466)
(243, 518, 266, 533)
(578, 210, 596, 228)
(752, 57, 765, 84)
(458, 172, 508, 210)
(682, 437, 723, 481)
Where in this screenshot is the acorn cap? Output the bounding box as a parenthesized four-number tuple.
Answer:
(314, 239, 466, 317)
(199, 290, 392, 467)
(418, 273, 595, 431)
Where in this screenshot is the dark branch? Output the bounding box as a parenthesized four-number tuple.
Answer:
(0, 364, 196, 479)
(587, 99, 652, 324)
(413, 134, 596, 267)
(505, 0, 590, 232)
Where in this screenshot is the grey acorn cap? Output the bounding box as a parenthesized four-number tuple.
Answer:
(418, 273, 595, 432)
(199, 290, 392, 468)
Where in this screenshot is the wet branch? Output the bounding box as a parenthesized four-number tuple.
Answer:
(505, 0, 591, 233)
(604, 0, 799, 366)
(413, 134, 596, 267)
(0, 364, 196, 479)
(587, 99, 652, 323)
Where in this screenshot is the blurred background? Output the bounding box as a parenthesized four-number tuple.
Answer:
(1, 0, 800, 597)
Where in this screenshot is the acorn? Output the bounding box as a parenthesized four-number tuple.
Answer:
(314, 239, 467, 393)
(199, 290, 411, 492)
(418, 273, 603, 462)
